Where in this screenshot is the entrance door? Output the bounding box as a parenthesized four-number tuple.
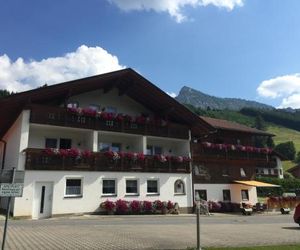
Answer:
(33, 182, 53, 219)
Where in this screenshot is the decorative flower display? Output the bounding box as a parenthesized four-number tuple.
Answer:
(104, 151, 120, 161)
(42, 148, 88, 159)
(101, 199, 115, 212)
(154, 154, 167, 163)
(201, 142, 272, 154)
(66, 107, 168, 127)
(100, 200, 177, 215)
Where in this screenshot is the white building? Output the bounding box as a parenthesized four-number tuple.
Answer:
(0, 69, 211, 219)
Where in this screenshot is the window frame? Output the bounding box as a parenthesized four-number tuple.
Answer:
(102, 179, 117, 197)
(241, 189, 249, 201)
(174, 179, 185, 195)
(146, 179, 159, 195)
(223, 189, 231, 202)
(195, 189, 207, 201)
(45, 138, 58, 148)
(64, 177, 83, 198)
(125, 179, 139, 196)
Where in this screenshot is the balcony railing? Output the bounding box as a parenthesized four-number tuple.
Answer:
(29, 105, 189, 139)
(192, 144, 277, 168)
(25, 148, 191, 173)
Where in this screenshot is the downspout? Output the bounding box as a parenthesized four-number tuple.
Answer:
(0, 139, 7, 170)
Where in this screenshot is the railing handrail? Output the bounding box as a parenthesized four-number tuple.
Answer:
(28, 104, 189, 139)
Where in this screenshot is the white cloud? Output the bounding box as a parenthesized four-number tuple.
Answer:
(108, 0, 244, 23)
(257, 73, 300, 108)
(0, 45, 125, 93)
(166, 91, 177, 98)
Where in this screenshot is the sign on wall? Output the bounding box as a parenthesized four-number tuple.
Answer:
(0, 183, 23, 197)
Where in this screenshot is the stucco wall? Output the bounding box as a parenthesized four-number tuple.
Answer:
(28, 124, 94, 151)
(67, 88, 152, 117)
(194, 183, 257, 204)
(14, 171, 192, 217)
(3, 110, 30, 171)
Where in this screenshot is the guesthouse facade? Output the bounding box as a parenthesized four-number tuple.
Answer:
(0, 69, 213, 218)
(192, 116, 283, 205)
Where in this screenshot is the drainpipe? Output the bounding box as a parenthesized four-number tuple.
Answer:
(0, 139, 7, 170)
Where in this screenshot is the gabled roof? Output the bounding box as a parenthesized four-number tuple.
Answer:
(199, 116, 274, 136)
(287, 164, 300, 173)
(0, 68, 214, 139)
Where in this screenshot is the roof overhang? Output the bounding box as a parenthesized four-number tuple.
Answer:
(0, 68, 215, 139)
(233, 180, 280, 187)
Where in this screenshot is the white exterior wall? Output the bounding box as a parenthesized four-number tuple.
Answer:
(2, 110, 30, 171)
(28, 124, 94, 151)
(68, 88, 152, 116)
(194, 184, 257, 205)
(14, 171, 192, 217)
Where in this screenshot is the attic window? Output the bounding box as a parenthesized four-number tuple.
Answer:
(105, 106, 117, 113)
(67, 102, 78, 108)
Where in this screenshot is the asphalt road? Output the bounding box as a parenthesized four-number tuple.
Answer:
(0, 213, 299, 249)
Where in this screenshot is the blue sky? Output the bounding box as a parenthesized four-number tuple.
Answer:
(1, 0, 300, 108)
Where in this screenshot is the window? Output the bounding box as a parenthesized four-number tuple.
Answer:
(102, 179, 116, 195)
(268, 169, 272, 175)
(89, 104, 100, 111)
(241, 189, 249, 201)
(105, 106, 117, 113)
(146, 145, 162, 155)
(222, 167, 229, 177)
(255, 168, 259, 174)
(223, 190, 231, 202)
(147, 180, 159, 194)
(60, 138, 72, 149)
(99, 142, 121, 152)
(65, 178, 82, 197)
(126, 179, 138, 195)
(67, 102, 78, 108)
(195, 189, 207, 201)
(174, 179, 185, 195)
(45, 138, 57, 148)
(240, 168, 246, 177)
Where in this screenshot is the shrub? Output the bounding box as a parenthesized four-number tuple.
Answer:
(167, 200, 174, 210)
(115, 199, 128, 214)
(130, 200, 141, 214)
(208, 201, 222, 212)
(153, 200, 165, 210)
(102, 200, 115, 212)
(143, 201, 153, 213)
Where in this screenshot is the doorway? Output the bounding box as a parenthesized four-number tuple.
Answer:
(33, 182, 53, 219)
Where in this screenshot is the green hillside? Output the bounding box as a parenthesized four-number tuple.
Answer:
(267, 126, 300, 171)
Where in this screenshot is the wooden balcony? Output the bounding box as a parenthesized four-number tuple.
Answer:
(25, 148, 191, 173)
(192, 144, 277, 168)
(29, 105, 189, 139)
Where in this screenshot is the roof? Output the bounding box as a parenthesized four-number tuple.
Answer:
(0, 68, 214, 139)
(200, 116, 274, 136)
(233, 180, 280, 187)
(287, 165, 300, 173)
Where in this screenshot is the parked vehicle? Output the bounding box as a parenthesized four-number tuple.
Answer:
(294, 203, 300, 226)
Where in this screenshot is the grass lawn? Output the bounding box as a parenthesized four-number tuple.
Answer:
(267, 125, 300, 171)
(267, 125, 300, 152)
(187, 245, 300, 250)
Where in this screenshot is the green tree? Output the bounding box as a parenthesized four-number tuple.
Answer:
(266, 136, 275, 148)
(295, 151, 300, 164)
(254, 115, 266, 131)
(274, 141, 296, 161)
